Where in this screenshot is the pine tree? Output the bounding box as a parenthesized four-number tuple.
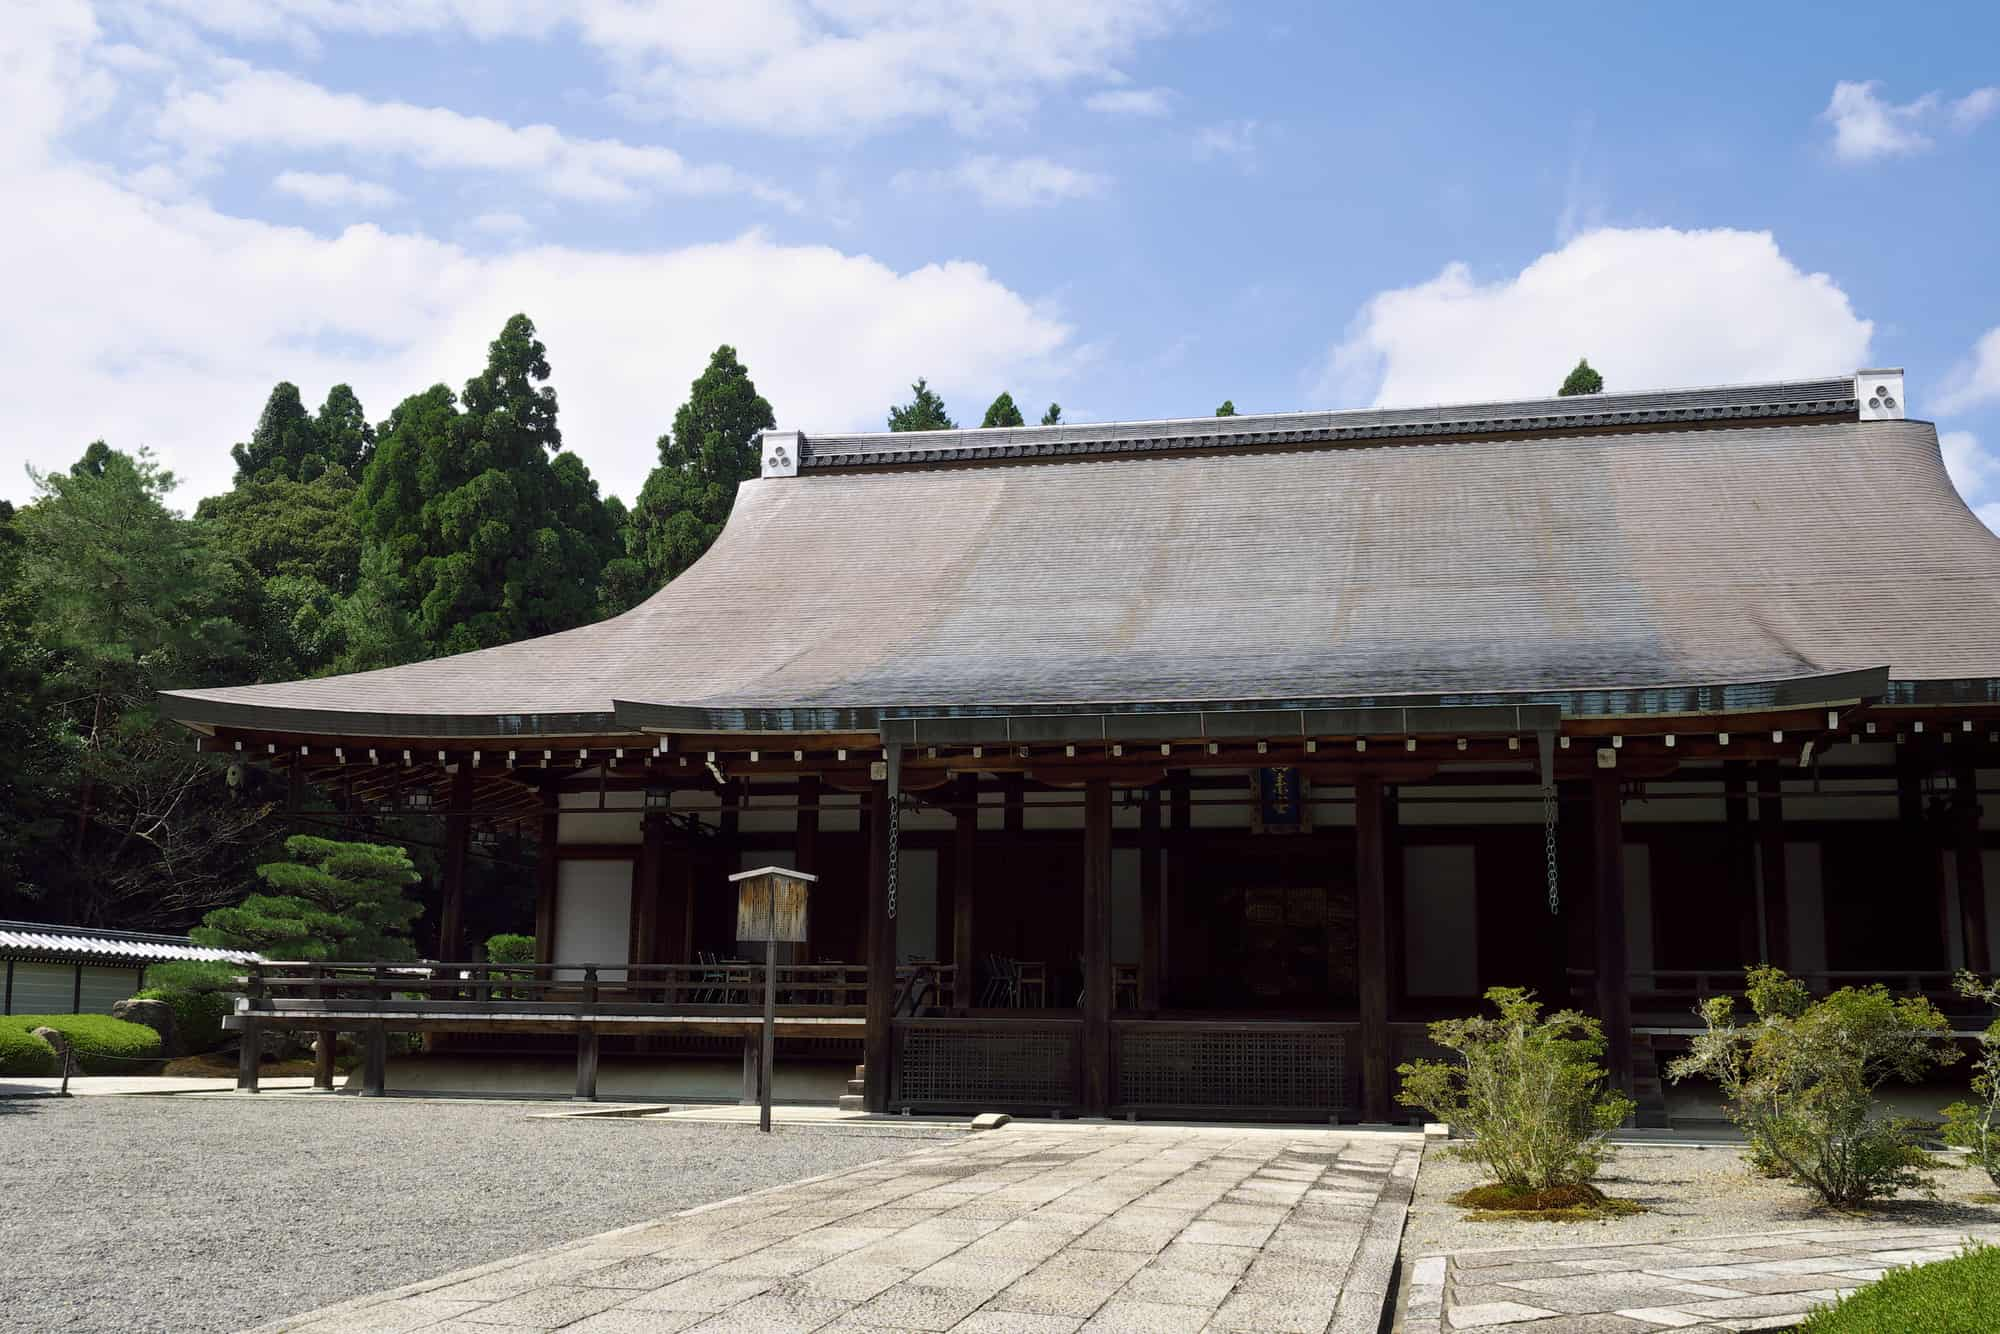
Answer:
(1559, 359, 1604, 396)
(1040, 403, 1063, 426)
(353, 314, 618, 655)
(981, 391, 1025, 428)
(314, 384, 376, 476)
(888, 378, 956, 431)
(1215, 400, 1237, 417)
(193, 835, 422, 961)
(627, 345, 776, 593)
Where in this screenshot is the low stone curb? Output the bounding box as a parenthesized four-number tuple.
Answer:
(1330, 1144, 1420, 1333)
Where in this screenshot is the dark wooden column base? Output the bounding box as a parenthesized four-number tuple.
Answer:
(361, 1027, 387, 1097)
(574, 1028, 600, 1102)
(1082, 780, 1113, 1117)
(313, 1029, 337, 1090)
(863, 783, 893, 1113)
(1593, 770, 1633, 1097)
(1356, 777, 1391, 1122)
(236, 1019, 261, 1093)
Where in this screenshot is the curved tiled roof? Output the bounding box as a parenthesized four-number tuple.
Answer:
(0, 920, 259, 965)
(162, 411, 2000, 739)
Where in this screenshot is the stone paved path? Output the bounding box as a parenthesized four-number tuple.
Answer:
(1403, 1223, 2000, 1332)
(250, 1123, 1420, 1333)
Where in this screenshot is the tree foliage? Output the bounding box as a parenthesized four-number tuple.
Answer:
(1559, 358, 1604, 396)
(888, 378, 956, 431)
(1040, 403, 1062, 426)
(194, 835, 422, 961)
(981, 391, 1025, 428)
(355, 314, 620, 656)
(1942, 971, 2000, 1188)
(1397, 988, 1634, 1191)
(626, 344, 775, 594)
(1668, 966, 1958, 1206)
(1214, 400, 1236, 416)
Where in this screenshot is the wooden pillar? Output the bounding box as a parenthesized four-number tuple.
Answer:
(1139, 786, 1163, 1012)
(1082, 779, 1113, 1116)
(1900, 748, 1949, 968)
(634, 813, 665, 971)
(1955, 754, 1993, 973)
(1592, 770, 1633, 1097)
(438, 762, 474, 961)
(313, 1031, 336, 1089)
(796, 775, 821, 963)
(1356, 776, 1392, 1122)
(361, 1026, 387, 1097)
(740, 1032, 762, 1104)
(952, 776, 979, 1011)
(1724, 769, 1757, 963)
(533, 780, 560, 965)
(863, 782, 893, 1112)
(1756, 762, 1791, 971)
(236, 1019, 260, 1092)
(574, 1029, 599, 1101)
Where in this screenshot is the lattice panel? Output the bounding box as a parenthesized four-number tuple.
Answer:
(1117, 1028, 1350, 1111)
(895, 1024, 1079, 1108)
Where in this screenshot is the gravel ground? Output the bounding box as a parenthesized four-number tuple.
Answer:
(0, 1095, 953, 1334)
(1402, 1140, 2000, 1256)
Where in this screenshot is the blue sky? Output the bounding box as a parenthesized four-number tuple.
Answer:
(4, 0, 1998, 521)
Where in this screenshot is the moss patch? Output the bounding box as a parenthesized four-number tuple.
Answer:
(1449, 1181, 1647, 1222)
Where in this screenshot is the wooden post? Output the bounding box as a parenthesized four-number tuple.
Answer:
(575, 1029, 599, 1102)
(1139, 786, 1163, 1012)
(1356, 776, 1391, 1122)
(236, 1018, 261, 1092)
(533, 779, 560, 965)
(361, 1026, 387, 1097)
(952, 775, 979, 1011)
(863, 781, 893, 1112)
(1082, 779, 1113, 1116)
(741, 1032, 762, 1105)
(1592, 770, 1633, 1097)
(1724, 769, 1757, 963)
(634, 813, 665, 980)
(761, 911, 777, 1132)
(313, 1031, 336, 1090)
(1756, 762, 1791, 970)
(797, 775, 821, 963)
(439, 761, 474, 962)
(1955, 754, 1993, 973)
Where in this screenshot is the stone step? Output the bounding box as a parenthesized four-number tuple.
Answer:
(846, 1079, 865, 1095)
(836, 1094, 864, 1112)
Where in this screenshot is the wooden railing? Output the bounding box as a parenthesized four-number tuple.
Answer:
(238, 960, 952, 1016)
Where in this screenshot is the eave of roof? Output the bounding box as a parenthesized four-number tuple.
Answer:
(795, 376, 1858, 471)
(0, 920, 259, 965)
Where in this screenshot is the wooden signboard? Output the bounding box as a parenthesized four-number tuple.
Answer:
(732, 867, 814, 944)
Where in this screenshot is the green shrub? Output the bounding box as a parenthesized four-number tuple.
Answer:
(1941, 972, 2000, 1189)
(1798, 1242, 2000, 1333)
(1, 1014, 164, 1072)
(0, 1023, 60, 1076)
(484, 933, 534, 965)
(133, 986, 236, 1054)
(1396, 987, 1635, 1192)
(1669, 965, 1959, 1207)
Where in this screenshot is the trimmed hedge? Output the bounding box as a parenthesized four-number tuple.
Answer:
(133, 986, 236, 1054)
(485, 933, 535, 965)
(0, 1023, 60, 1076)
(1800, 1242, 1999, 1333)
(0, 1014, 164, 1072)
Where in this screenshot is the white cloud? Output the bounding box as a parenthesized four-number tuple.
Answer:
(1313, 227, 1873, 407)
(158, 67, 803, 209)
(467, 210, 534, 240)
(1978, 502, 2000, 535)
(1938, 325, 2000, 414)
(1821, 79, 2000, 161)
(1942, 429, 2000, 504)
(1085, 86, 1172, 117)
(893, 156, 1107, 209)
(141, 0, 1193, 139)
(1192, 120, 1257, 165)
(273, 169, 399, 209)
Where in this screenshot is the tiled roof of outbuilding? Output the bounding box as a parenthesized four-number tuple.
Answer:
(0, 920, 258, 965)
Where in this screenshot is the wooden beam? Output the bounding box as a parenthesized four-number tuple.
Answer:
(863, 783, 893, 1113)
(1082, 779, 1113, 1117)
(952, 776, 978, 1011)
(1955, 754, 1993, 973)
(1356, 777, 1392, 1122)
(796, 775, 821, 966)
(1756, 762, 1791, 969)
(438, 762, 474, 961)
(574, 1028, 599, 1102)
(1592, 770, 1633, 1098)
(1139, 786, 1163, 1012)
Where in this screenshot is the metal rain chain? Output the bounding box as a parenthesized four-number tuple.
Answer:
(885, 744, 902, 921)
(1537, 728, 1561, 915)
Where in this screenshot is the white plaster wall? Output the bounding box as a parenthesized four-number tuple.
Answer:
(78, 966, 142, 1014)
(558, 787, 643, 844)
(554, 859, 633, 980)
(1403, 844, 1478, 995)
(7, 962, 73, 1013)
